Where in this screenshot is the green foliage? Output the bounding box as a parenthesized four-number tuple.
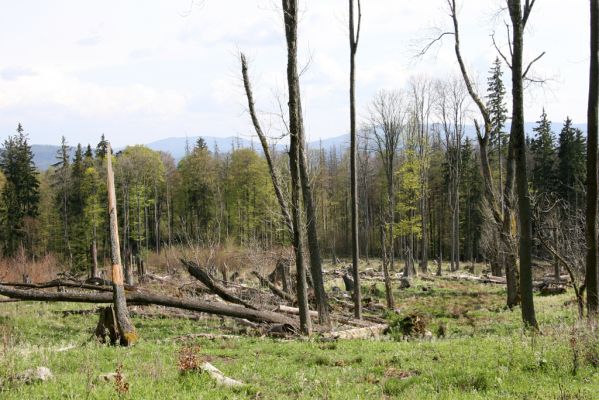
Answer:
(530, 109, 557, 195)
(224, 148, 276, 245)
(0, 124, 40, 255)
(557, 117, 586, 207)
(486, 57, 509, 156)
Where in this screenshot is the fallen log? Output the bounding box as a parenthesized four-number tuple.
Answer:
(323, 324, 388, 340)
(182, 259, 257, 310)
(0, 280, 136, 293)
(200, 362, 244, 387)
(0, 284, 296, 325)
(276, 305, 319, 317)
(252, 271, 295, 303)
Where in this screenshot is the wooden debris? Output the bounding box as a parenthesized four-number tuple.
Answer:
(201, 362, 244, 387)
(252, 271, 295, 302)
(0, 284, 296, 325)
(276, 305, 318, 317)
(172, 333, 240, 341)
(182, 259, 257, 310)
(323, 324, 388, 340)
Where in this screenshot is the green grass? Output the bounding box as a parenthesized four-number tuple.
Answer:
(0, 277, 597, 399)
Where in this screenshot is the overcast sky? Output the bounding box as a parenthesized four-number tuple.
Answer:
(0, 0, 589, 147)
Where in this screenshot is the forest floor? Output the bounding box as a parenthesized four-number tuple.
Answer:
(0, 262, 597, 399)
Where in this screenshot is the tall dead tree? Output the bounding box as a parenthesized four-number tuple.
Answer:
(106, 143, 138, 345)
(282, 0, 312, 334)
(587, 0, 599, 317)
(282, 1, 330, 328)
(240, 53, 293, 237)
(507, 0, 538, 329)
(432, 0, 519, 308)
(349, 0, 362, 319)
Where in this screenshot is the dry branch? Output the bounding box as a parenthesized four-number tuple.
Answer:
(182, 259, 257, 310)
(200, 362, 244, 387)
(0, 284, 296, 325)
(252, 271, 295, 303)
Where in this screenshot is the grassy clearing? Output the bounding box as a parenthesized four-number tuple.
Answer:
(0, 275, 597, 399)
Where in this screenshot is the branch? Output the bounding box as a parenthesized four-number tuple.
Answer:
(491, 32, 512, 69)
(523, 0, 537, 27)
(522, 51, 546, 78)
(417, 31, 454, 57)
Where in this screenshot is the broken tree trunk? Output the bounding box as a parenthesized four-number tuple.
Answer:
(323, 324, 388, 340)
(182, 259, 257, 310)
(252, 271, 295, 303)
(0, 284, 296, 325)
(106, 143, 137, 346)
(201, 362, 244, 387)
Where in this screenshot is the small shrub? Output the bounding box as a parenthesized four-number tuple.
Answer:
(178, 345, 202, 373)
(114, 363, 129, 397)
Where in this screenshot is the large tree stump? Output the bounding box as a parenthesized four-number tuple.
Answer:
(94, 306, 119, 344)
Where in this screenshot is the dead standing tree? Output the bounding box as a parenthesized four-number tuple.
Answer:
(506, 0, 539, 329)
(240, 46, 330, 328)
(282, 0, 312, 334)
(587, 0, 599, 318)
(423, 0, 520, 308)
(105, 143, 138, 345)
(349, 0, 363, 319)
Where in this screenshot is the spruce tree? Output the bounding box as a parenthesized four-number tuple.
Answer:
(95, 134, 109, 159)
(0, 124, 40, 255)
(485, 57, 509, 198)
(530, 109, 557, 195)
(557, 117, 586, 208)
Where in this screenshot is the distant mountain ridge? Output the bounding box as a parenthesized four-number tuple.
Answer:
(28, 121, 587, 171)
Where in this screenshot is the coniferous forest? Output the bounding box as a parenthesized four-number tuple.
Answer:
(0, 1, 598, 399)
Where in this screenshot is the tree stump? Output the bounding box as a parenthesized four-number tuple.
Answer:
(95, 306, 119, 345)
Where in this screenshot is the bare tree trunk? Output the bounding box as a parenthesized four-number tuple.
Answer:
(381, 224, 395, 309)
(106, 144, 138, 345)
(349, 0, 362, 319)
(507, 0, 538, 328)
(445, 0, 519, 307)
(240, 53, 293, 237)
(587, 0, 599, 317)
(282, 0, 312, 335)
(91, 224, 99, 279)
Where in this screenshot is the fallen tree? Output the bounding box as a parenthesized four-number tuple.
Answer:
(0, 279, 137, 293)
(252, 271, 295, 303)
(181, 259, 257, 310)
(0, 284, 296, 325)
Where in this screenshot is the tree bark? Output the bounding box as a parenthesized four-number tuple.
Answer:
(507, 0, 538, 328)
(282, 0, 312, 335)
(349, 0, 362, 319)
(106, 144, 138, 345)
(587, 0, 599, 317)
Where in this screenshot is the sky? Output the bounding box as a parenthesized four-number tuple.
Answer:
(0, 0, 589, 147)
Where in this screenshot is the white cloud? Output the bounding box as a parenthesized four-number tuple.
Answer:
(0, 69, 187, 119)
